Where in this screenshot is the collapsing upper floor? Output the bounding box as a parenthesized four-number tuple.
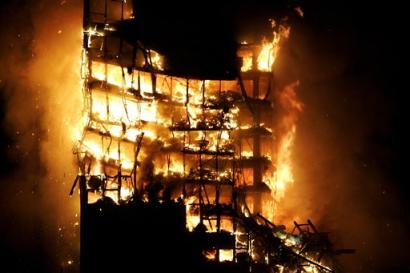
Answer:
(73, 1, 352, 273)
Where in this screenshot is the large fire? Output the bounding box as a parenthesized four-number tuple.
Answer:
(267, 81, 303, 216)
(74, 18, 302, 223)
(72, 3, 338, 271)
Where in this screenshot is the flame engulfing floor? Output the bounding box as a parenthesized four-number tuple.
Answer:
(68, 1, 344, 272)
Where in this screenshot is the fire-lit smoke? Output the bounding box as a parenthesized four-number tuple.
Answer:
(29, 1, 83, 269)
(1, 0, 83, 272)
(1, 2, 329, 273)
(1, 0, 303, 270)
(273, 82, 303, 198)
(2, 1, 408, 273)
(270, 4, 410, 272)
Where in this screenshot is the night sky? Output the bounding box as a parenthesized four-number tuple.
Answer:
(0, 0, 409, 273)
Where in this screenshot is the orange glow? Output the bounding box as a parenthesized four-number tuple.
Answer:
(257, 23, 290, 72)
(185, 196, 200, 231)
(91, 61, 132, 88)
(241, 52, 253, 72)
(239, 22, 290, 72)
(154, 159, 185, 176)
(273, 125, 297, 199)
(219, 249, 234, 262)
(203, 250, 216, 260)
(266, 81, 303, 215)
(145, 50, 164, 71)
(204, 249, 234, 262)
(77, 18, 303, 260)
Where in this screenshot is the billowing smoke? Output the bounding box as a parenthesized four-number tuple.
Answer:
(273, 4, 410, 273)
(1, 1, 408, 273)
(0, 0, 82, 272)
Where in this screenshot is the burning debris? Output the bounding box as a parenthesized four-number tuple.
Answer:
(70, 1, 352, 272)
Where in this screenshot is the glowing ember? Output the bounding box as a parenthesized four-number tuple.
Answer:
(203, 250, 216, 260)
(145, 49, 164, 71)
(219, 249, 234, 262)
(241, 52, 253, 72)
(185, 196, 200, 231)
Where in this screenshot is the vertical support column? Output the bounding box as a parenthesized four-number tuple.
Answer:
(252, 73, 262, 213)
(182, 132, 187, 197)
(83, 0, 90, 30)
(117, 168, 122, 203)
(80, 7, 91, 271)
(198, 152, 204, 226)
(151, 72, 157, 95)
(79, 176, 87, 273)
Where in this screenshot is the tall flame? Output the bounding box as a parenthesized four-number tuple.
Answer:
(257, 23, 290, 72)
(240, 21, 290, 72)
(274, 125, 297, 198)
(78, 18, 300, 229)
(270, 81, 303, 209)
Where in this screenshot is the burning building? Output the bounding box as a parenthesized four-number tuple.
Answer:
(70, 1, 352, 272)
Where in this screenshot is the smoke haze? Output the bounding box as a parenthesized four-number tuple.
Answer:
(275, 2, 409, 272)
(1, 0, 82, 272)
(0, 1, 408, 273)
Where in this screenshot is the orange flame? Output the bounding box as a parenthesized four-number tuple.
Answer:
(185, 196, 200, 231)
(257, 23, 290, 72)
(77, 20, 300, 230)
(268, 81, 303, 213)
